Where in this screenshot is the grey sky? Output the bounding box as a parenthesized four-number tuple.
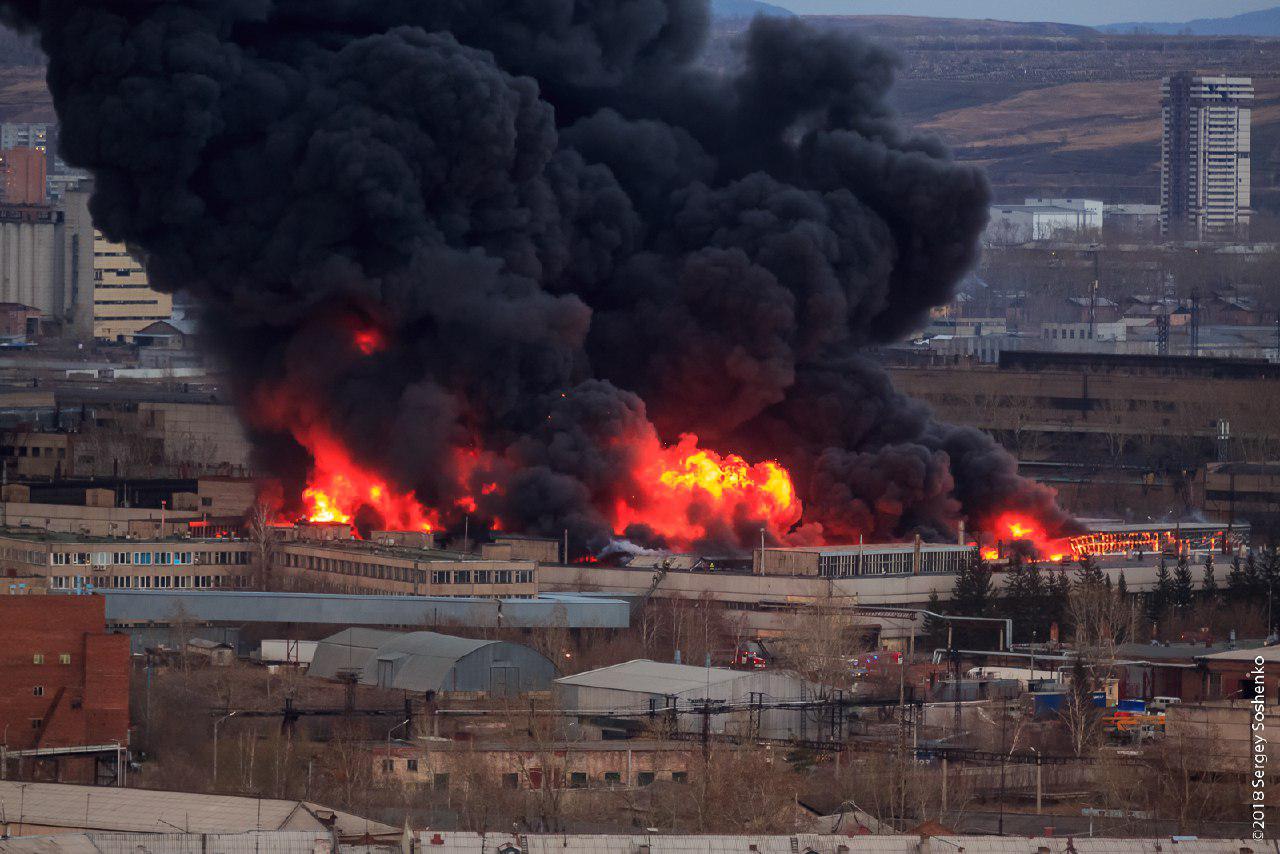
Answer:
(777, 0, 1278, 26)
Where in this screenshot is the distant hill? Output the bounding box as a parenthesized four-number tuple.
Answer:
(808, 15, 1098, 38)
(1100, 6, 1280, 36)
(710, 0, 794, 19)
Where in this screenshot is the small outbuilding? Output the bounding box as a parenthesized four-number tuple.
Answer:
(555, 659, 824, 741)
(185, 637, 235, 666)
(308, 628, 554, 697)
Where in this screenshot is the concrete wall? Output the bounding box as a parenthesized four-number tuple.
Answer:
(1165, 700, 1279, 771)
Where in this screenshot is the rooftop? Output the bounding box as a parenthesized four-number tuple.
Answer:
(760, 542, 973, 556)
(0, 781, 393, 837)
(555, 659, 758, 694)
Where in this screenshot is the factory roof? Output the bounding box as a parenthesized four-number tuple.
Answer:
(1116, 640, 1265, 661)
(0, 781, 393, 837)
(760, 542, 972, 556)
(1198, 644, 1280, 663)
(100, 590, 630, 630)
(311, 628, 553, 693)
(555, 659, 755, 695)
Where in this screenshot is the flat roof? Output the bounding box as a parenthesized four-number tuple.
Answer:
(760, 542, 973, 556)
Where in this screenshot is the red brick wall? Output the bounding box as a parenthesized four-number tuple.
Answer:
(0, 596, 130, 751)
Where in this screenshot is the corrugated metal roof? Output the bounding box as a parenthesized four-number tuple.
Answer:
(0, 782, 392, 837)
(361, 631, 499, 692)
(555, 659, 748, 694)
(307, 628, 399, 680)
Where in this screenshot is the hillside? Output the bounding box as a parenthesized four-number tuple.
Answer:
(710, 0, 793, 19)
(1101, 6, 1280, 36)
(810, 15, 1098, 38)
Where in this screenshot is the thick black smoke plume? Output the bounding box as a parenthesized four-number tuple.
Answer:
(1, 0, 1073, 552)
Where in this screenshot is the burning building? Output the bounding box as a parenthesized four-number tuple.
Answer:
(1, 1, 1075, 556)
(1066, 520, 1249, 559)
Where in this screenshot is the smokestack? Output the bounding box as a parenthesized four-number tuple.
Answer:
(0, 0, 1075, 553)
(957, 519, 966, 546)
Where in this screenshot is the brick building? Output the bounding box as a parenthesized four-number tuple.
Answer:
(0, 595, 129, 781)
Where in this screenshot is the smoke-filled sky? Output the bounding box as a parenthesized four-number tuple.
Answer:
(0, 0, 1073, 554)
(770, 0, 1277, 25)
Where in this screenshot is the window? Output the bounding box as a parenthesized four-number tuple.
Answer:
(32, 685, 43, 696)
(502, 773, 519, 789)
(569, 772, 587, 789)
(406, 759, 418, 772)
(433, 773, 449, 791)
(453, 570, 471, 584)
(382, 759, 394, 772)
(637, 771, 655, 786)
(32, 654, 43, 664)
(603, 772, 621, 786)
(431, 571, 450, 585)
(30, 718, 41, 729)
(672, 771, 688, 783)
(59, 654, 71, 665)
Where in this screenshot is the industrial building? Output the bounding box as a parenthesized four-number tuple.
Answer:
(0, 187, 93, 338)
(0, 595, 129, 782)
(889, 350, 1280, 466)
(1161, 73, 1253, 237)
(309, 628, 556, 697)
(0, 525, 540, 599)
(3, 147, 46, 205)
(97, 590, 629, 645)
(984, 198, 1102, 244)
(753, 541, 974, 577)
(92, 230, 172, 340)
(375, 739, 692, 790)
(554, 660, 824, 742)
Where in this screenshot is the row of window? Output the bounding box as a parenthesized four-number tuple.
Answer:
(51, 550, 250, 566)
(0, 445, 65, 458)
(50, 574, 248, 590)
(817, 550, 969, 578)
(283, 552, 534, 587)
(31, 653, 71, 665)
(378, 761, 685, 789)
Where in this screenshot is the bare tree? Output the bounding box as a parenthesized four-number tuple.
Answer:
(247, 500, 278, 590)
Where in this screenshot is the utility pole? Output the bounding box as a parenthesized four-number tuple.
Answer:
(1087, 250, 1100, 341)
(212, 711, 237, 789)
(997, 703, 1008, 835)
(1030, 746, 1042, 815)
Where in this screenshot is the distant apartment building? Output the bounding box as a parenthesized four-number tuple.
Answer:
(984, 198, 1102, 244)
(0, 122, 52, 158)
(92, 230, 171, 340)
(0, 594, 129, 781)
(1161, 74, 1252, 238)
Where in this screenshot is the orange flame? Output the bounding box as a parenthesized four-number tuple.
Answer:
(615, 433, 800, 550)
(986, 512, 1070, 562)
(298, 427, 439, 533)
